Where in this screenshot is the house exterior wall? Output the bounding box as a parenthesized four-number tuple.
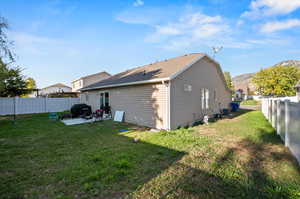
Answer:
(72, 73, 111, 92)
(81, 83, 168, 129)
(40, 86, 72, 96)
(170, 57, 231, 129)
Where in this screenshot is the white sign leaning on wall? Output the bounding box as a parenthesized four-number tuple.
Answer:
(114, 111, 125, 122)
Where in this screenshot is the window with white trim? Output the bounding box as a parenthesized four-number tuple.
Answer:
(201, 88, 205, 109)
(205, 89, 209, 109)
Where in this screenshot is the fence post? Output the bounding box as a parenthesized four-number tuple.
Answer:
(272, 99, 276, 128)
(270, 99, 273, 122)
(276, 100, 280, 134)
(44, 97, 48, 113)
(69, 97, 71, 109)
(15, 97, 19, 115)
(267, 99, 270, 121)
(284, 100, 290, 147)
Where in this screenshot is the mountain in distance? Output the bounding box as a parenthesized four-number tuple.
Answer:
(232, 60, 300, 94)
(275, 60, 300, 67)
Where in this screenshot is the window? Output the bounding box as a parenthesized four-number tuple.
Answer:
(85, 94, 89, 102)
(205, 89, 209, 109)
(201, 88, 205, 109)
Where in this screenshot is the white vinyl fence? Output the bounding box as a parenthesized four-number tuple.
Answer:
(262, 98, 300, 164)
(0, 97, 80, 115)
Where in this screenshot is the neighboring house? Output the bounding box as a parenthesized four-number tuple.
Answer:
(40, 83, 72, 96)
(80, 53, 231, 130)
(27, 89, 41, 98)
(295, 80, 300, 101)
(72, 71, 111, 92)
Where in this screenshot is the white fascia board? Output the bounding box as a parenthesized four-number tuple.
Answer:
(80, 77, 170, 91)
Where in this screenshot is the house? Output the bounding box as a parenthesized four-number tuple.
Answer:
(72, 71, 111, 92)
(40, 83, 72, 96)
(295, 80, 300, 101)
(80, 53, 231, 130)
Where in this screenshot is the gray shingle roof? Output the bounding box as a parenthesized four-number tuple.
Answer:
(81, 53, 204, 91)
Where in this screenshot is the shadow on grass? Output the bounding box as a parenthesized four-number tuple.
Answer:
(226, 109, 253, 119)
(0, 117, 186, 199)
(208, 109, 253, 124)
(1, 114, 299, 199)
(158, 129, 300, 199)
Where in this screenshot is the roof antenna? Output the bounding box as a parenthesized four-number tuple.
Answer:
(211, 46, 223, 59)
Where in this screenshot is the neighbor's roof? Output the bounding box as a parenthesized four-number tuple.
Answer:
(295, 80, 300, 88)
(81, 53, 220, 91)
(42, 83, 71, 90)
(72, 71, 111, 83)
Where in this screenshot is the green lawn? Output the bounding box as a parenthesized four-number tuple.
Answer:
(0, 110, 299, 199)
(240, 99, 260, 106)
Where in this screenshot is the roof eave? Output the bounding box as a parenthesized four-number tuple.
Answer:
(80, 77, 170, 91)
(80, 54, 229, 93)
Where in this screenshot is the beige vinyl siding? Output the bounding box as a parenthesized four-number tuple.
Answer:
(81, 83, 168, 129)
(170, 57, 231, 129)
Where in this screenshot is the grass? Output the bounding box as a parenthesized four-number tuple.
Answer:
(240, 99, 260, 106)
(0, 110, 299, 199)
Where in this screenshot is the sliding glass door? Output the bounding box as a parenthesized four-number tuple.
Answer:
(100, 92, 109, 108)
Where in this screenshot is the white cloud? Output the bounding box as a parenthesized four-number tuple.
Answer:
(243, 0, 300, 18)
(261, 19, 300, 33)
(146, 12, 228, 42)
(116, 5, 294, 51)
(236, 19, 244, 26)
(133, 0, 144, 7)
(145, 12, 233, 50)
(156, 26, 181, 35)
(116, 7, 166, 25)
(11, 32, 80, 57)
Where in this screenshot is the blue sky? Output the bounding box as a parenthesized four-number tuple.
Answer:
(1, 0, 300, 88)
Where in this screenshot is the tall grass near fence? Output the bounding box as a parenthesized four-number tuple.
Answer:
(262, 98, 300, 164)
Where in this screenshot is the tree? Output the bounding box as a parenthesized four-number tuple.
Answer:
(21, 77, 37, 97)
(224, 72, 234, 94)
(0, 16, 28, 97)
(252, 65, 300, 97)
(0, 58, 8, 92)
(0, 16, 14, 62)
(26, 77, 37, 90)
(1, 68, 27, 97)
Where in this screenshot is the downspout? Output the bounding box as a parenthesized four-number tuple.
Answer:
(168, 80, 171, 130)
(162, 80, 171, 130)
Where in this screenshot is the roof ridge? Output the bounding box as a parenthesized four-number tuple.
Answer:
(81, 53, 205, 91)
(111, 53, 202, 74)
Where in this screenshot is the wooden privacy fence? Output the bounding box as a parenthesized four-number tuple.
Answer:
(261, 98, 300, 164)
(0, 97, 80, 115)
